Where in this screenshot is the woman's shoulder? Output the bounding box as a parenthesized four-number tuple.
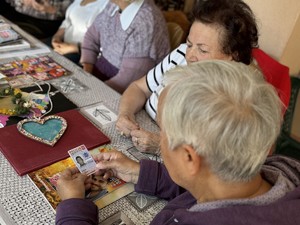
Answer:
(136, 0, 165, 22)
(93, 2, 116, 22)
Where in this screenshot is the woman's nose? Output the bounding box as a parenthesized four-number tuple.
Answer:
(186, 48, 197, 63)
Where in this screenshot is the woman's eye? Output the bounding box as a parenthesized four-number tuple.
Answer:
(186, 41, 192, 48)
(198, 48, 208, 54)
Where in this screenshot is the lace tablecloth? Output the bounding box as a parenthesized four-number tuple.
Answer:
(0, 52, 165, 225)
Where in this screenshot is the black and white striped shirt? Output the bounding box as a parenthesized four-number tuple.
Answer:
(145, 44, 187, 120)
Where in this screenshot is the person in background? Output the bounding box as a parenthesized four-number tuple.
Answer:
(55, 60, 300, 225)
(50, 0, 109, 64)
(116, 0, 259, 153)
(80, 0, 170, 93)
(1, 0, 73, 39)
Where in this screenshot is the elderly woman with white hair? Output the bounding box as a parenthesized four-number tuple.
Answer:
(55, 61, 300, 225)
(80, 0, 170, 93)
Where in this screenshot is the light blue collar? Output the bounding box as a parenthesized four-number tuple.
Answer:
(111, 0, 144, 31)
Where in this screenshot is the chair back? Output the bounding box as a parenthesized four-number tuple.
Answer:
(167, 22, 184, 51)
(252, 48, 291, 114)
(163, 10, 190, 49)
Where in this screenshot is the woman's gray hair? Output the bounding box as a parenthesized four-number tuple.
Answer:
(161, 60, 283, 182)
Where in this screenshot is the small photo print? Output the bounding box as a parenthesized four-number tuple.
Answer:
(68, 144, 96, 175)
(81, 103, 118, 127)
(7, 74, 35, 88)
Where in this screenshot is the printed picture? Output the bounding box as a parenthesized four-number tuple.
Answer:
(0, 56, 70, 82)
(28, 145, 134, 211)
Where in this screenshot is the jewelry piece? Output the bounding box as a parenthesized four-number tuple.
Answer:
(17, 115, 67, 146)
(17, 83, 68, 146)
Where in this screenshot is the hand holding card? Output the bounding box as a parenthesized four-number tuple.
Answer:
(68, 144, 96, 176)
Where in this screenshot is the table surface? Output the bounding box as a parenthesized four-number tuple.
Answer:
(0, 20, 165, 225)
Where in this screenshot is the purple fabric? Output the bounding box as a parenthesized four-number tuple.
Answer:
(55, 198, 98, 225)
(55, 155, 300, 225)
(104, 57, 156, 93)
(81, 0, 170, 93)
(93, 56, 119, 81)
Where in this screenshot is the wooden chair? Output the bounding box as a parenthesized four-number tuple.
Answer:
(167, 22, 184, 50)
(163, 10, 190, 49)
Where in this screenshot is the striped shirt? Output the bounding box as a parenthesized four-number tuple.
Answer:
(145, 44, 187, 120)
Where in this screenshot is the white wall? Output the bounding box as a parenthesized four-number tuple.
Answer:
(244, 0, 300, 75)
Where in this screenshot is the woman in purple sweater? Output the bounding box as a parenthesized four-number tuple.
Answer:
(55, 61, 300, 225)
(80, 0, 170, 93)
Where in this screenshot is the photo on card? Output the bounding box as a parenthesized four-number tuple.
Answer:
(68, 144, 96, 175)
(81, 102, 118, 127)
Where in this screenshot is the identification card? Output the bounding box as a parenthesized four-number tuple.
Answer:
(68, 144, 96, 175)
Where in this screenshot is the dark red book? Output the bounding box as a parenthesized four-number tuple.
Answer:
(0, 109, 110, 175)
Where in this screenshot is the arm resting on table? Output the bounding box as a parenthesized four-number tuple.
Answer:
(135, 160, 186, 200)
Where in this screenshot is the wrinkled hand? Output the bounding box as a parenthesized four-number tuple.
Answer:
(56, 167, 91, 201)
(94, 151, 140, 184)
(131, 128, 160, 154)
(53, 42, 78, 55)
(116, 113, 139, 137)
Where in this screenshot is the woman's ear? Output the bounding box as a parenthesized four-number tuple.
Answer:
(179, 144, 202, 176)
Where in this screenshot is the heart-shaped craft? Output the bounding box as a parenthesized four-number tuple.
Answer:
(17, 115, 67, 146)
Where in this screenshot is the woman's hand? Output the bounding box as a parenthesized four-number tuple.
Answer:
(94, 151, 140, 184)
(116, 113, 139, 137)
(131, 128, 160, 154)
(56, 167, 91, 201)
(53, 42, 79, 55)
(52, 28, 64, 49)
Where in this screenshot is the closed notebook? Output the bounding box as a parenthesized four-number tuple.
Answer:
(0, 109, 110, 176)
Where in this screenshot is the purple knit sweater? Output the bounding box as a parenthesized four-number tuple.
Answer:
(81, 0, 170, 93)
(56, 155, 300, 225)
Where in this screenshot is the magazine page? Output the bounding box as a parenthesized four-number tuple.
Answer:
(0, 56, 71, 87)
(0, 18, 50, 58)
(27, 145, 134, 211)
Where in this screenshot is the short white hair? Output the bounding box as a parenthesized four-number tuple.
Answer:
(161, 60, 283, 182)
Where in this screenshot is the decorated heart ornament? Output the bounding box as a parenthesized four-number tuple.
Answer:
(17, 115, 67, 146)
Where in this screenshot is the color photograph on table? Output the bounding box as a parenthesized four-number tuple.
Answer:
(28, 145, 134, 211)
(0, 56, 70, 84)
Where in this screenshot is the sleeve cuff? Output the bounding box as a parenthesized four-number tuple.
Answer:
(135, 160, 160, 195)
(55, 198, 98, 225)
